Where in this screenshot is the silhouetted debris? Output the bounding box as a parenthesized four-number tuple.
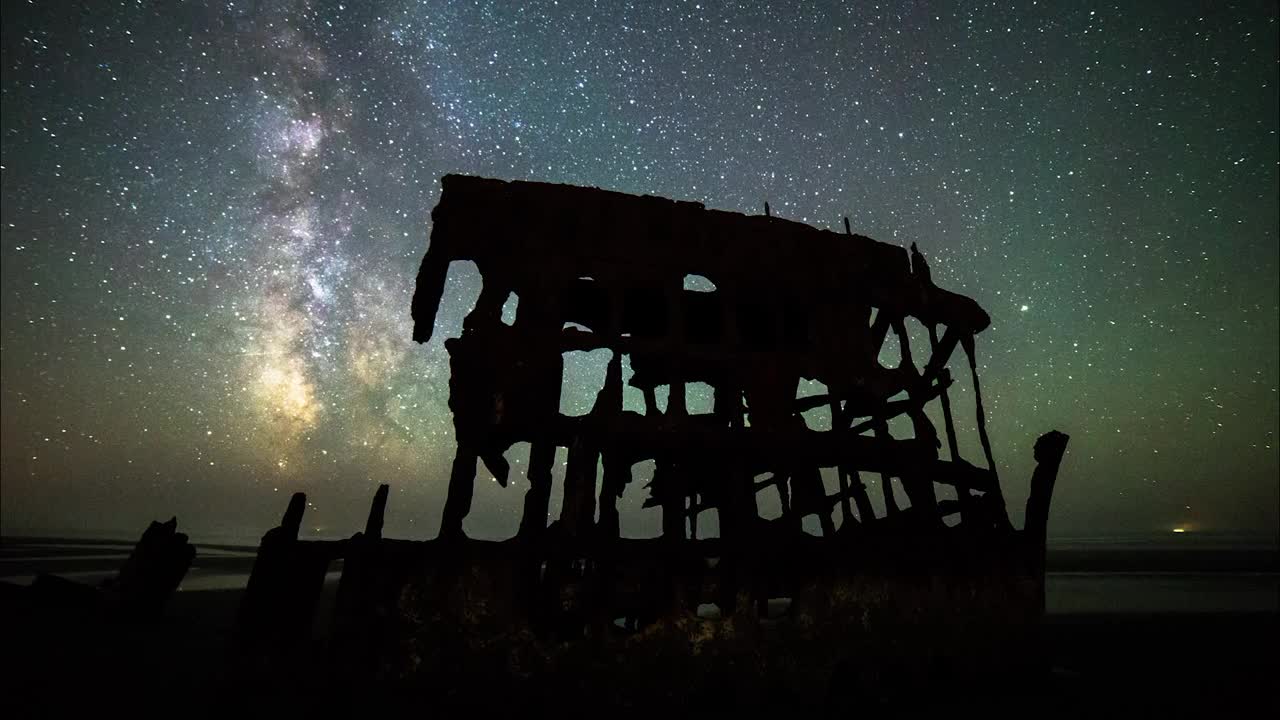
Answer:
(3, 518, 197, 622)
(236, 175, 1072, 707)
(1026, 430, 1072, 604)
(237, 492, 343, 648)
(364, 483, 390, 539)
(107, 516, 196, 617)
(411, 175, 1002, 541)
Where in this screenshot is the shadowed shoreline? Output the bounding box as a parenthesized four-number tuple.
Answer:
(1, 536, 1276, 714)
(1, 580, 1275, 715)
(4, 535, 1276, 578)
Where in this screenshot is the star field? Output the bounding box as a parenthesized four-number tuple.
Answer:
(1, 1, 1276, 542)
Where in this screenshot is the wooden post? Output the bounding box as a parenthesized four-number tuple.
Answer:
(961, 333, 1011, 530)
(594, 352, 627, 539)
(668, 380, 688, 416)
(848, 469, 878, 522)
(835, 468, 854, 528)
(688, 494, 699, 540)
(643, 385, 660, 416)
(930, 324, 972, 519)
(870, 310, 892, 354)
(1025, 431, 1070, 551)
(1025, 430, 1070, 615)
(598, 453, 630, 540)
(560, 433, 599, 539)
(364, 484, 389, 540)
(440, 446, 477, 538)
(873, 421, 901, 515)
(239, 493, 338, 647)
(777, 472, 793, 520)
(829, 399, 855, 526)
(518, 441, 556, 540)
(281, 491, 306, 539)
(657, 460, 685, 541)
(929, 329, 962, 463)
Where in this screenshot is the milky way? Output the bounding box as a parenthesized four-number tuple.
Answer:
(1, 1, 1276, 542)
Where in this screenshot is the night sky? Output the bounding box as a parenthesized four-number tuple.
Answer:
(2, 1, 1276, 543)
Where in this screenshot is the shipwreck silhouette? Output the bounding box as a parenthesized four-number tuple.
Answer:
(235, 174, 1070, 707)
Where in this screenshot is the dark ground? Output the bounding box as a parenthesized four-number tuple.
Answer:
(1, 540, 1276, 716)
(0, 584, 1275, 717)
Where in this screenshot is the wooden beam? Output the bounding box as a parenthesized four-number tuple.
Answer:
(870, 309, 893, 354)
(923, 324, 961, 382)
(872, 422, 901, 515)
(846, 375, 953, 435)
(961, 333, 1011, 531)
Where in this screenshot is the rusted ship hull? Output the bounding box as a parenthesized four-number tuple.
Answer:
(233, 496, 1060, 710)
(234, 174, 1071, 708)
(237, 428, 1065, 709)
(332, 536, 1043, 700)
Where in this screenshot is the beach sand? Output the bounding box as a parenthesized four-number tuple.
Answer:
(1, 539, 1275, 715)
(2, 588, 1275, 716)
